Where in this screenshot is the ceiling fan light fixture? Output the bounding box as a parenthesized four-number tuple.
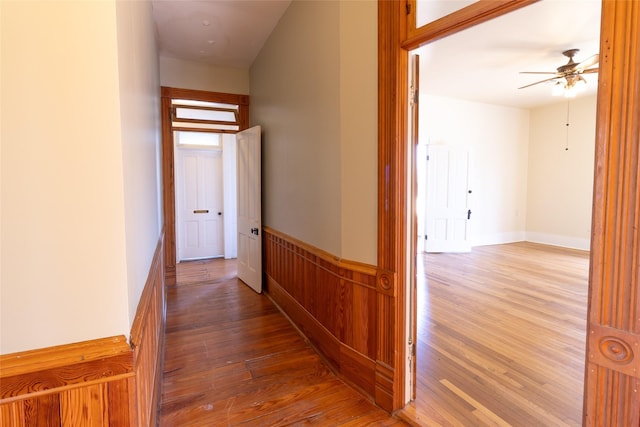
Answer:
(552, 76, 587, 98)
(565, 76, 587, 98)
(521, 49, 599, 98)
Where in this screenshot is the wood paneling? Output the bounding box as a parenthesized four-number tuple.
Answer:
(263, 227, 379, 398)
(130, 233, 166, 427)
(0, 336, 134, 426)
(584, 1, 640, 425)
(0, 233, 166, 426)
(160, 258, 406, 426)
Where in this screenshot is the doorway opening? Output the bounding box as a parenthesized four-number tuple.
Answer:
(174, 133, 237, 262)
(401, 1, 599, 424)
(170, 97, 241, 263)
(160, 87, 250, 285)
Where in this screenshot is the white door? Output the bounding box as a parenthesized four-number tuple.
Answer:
(424, 144, 472, 253)
(236, 126, 262, 293)
(176, 148, 224, 260)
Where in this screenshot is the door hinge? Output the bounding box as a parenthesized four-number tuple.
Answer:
(411, 87, 419, 105)
(426, 154, 430, 161)
(424, 235, 428, 241)
(406, 3, 411, 15)
(409, 341, 416, 357)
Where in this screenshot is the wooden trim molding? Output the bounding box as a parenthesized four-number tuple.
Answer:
(377, 0, 408, 411)
(161, 93, 176, 286)
(264, 226, 377, 276)
(263, 227, 378, 397)
(0, 336, 135, 425)
(160, 87, 249, 106)
(404, 0, 539, 51)
(583, 1, 640, 424)
(161, 87, 250, 285)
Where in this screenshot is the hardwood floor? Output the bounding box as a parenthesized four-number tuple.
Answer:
(159, 258, 406, 426)
(161, 242, 588, 426)
(398, 242, 589, 426)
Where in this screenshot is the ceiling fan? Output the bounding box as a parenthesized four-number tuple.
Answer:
(519, 49, 599, 97)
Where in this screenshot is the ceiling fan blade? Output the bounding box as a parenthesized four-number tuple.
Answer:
(518, 76, 560, 89)
(520, 71, 560, 75)
(577, 54, 599, 70)
(581, 67, 599, 74)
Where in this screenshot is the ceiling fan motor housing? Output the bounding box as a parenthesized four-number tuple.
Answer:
(557, 49, 581, 73)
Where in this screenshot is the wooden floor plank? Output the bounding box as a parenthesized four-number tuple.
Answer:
(398, 242, 588, 426)
(160, 259, 406, 426)
(162, 242, 586, 426)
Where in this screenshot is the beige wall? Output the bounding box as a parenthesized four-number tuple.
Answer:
(0, 0, 161, 354)
(116, 0, 163, 324)
(421, 95, 530, 246)
(160, 56, 250, 94)
(419, 93, 595, 250)
(250, 0, 377, 264)
(339, 1, 377, 263)
(526, 96, 596, 249)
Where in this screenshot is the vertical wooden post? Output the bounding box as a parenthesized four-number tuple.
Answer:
(161, 90, 177, 285)
(376, 0, 408, 411)
(584, 1, 640, 425)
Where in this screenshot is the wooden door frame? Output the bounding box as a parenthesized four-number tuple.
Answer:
(378, 1, 640, 422)
(161, 87, 249, 285)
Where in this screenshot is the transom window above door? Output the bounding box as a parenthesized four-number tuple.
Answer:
(171, 99, 240, 132)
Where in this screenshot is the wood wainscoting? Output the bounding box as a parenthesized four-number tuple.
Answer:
(0, 234, 165, 426)
(0, 336, 135, 425)
(130, 233, 166, 427)
(263, 227, 379, 399)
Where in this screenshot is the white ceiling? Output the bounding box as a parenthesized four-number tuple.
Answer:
(152, 0, 292, 69)
(151, 0, 601, 109)
(416, 0, 601, 108)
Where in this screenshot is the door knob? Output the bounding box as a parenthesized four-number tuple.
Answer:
(251, 227, 259, 236)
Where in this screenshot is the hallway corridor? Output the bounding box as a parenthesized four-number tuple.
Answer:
(159, 258, 406, 426)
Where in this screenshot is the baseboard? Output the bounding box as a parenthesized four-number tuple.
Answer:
(471, 231, 590, 251)
(471, 231, 527, 247)
(267, 277, 377, 398)
(263, 227, 377, 399)
(525, 232, 591, 251)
